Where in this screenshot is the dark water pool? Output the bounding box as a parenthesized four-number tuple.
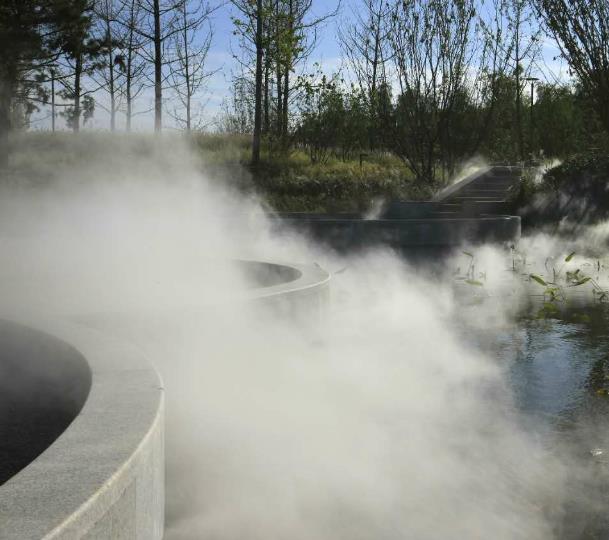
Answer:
(465, 302, 609, 539)
(0, 321, 91, 485)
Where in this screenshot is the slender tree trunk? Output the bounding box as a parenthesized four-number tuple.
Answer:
(369, 9, 381, 150)
(276, 65, 282, 136)
(274, 0, 282, 137)
(126, 1, 136, 132)
(104, 3, 116, 132)
(280, 0, 292, 140)
(126, 51, 133, 131)
(282, 67, 288, 138)
(0, 126, 7, 169)
(263, 57, 269, 134)
(514, 18, 523, 161)
(73, 53, 83, 133)
(252, 0, 264, 165)
(185, 91, 191, 131)
(51, 71, 56, 132)
(153, 0, 162, 132)
(182, 2, 191, 131)
(0, 82, 10, 169)
(109, 56, 116, 131)
(252, 0, 264, 166)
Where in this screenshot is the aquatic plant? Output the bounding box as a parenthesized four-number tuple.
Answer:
(529, 253, 609, 318)
(456, 251, 485, 287)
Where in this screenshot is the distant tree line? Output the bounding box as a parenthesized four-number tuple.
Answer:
(0, 0, 216, 165)
(3, 0, 609, 186)
(222, 0, 609, 184)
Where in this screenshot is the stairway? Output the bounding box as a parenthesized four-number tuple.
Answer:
(432, 165, 523, 217)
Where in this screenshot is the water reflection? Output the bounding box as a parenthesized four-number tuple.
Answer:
(462, 303, 609, 539)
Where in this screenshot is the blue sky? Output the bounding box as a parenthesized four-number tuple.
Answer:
(29, 0, 566, 132)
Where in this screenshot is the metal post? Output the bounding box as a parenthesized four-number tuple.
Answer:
(524, 77, 539, 160)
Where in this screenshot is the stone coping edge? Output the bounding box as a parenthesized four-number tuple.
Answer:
(0, 318, 165, 540)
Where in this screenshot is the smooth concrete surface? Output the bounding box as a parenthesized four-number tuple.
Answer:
(72, 260, 331, 328)
(243, 260, 331, 321)
(0, 319, 164, 540)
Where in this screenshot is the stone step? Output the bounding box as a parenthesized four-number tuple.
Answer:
(453, 196, 506, 202)
(462, 189, 511, 197)
(489, 168, 522, 177)
(478, 177, 520, 184)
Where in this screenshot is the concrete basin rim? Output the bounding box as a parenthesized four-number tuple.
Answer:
(0, 316, 165, 539)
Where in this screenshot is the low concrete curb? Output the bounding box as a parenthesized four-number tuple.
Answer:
(273, 216, 521, 252)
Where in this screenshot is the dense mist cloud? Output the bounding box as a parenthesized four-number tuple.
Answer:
(2, 135, 601, 539)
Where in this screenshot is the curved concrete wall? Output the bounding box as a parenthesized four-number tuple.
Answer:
(0, 259, 329, 540)
(242, 260, 330, 319)
(0, 320, 164, 540)
(273, 215, 520, 252)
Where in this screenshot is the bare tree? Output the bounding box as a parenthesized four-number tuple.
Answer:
(338, 0, 392, 150)
(231, 0, 265, 164)
(92, 0, 125, 131)
(216, 72, 255, 134)
(445, 0, 523, 165)
(388, 0, 478, 184)
(120, 0, 207, 131)
(508, 0, 541, 160)
(116, 0, 149, 131)
(338, 0, 392, 99)
(167, 0, 215, 131)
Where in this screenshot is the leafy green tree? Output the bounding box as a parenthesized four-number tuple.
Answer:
(341, 87, 370, 160)
(296, 74, 345, 163)
(533, 83, 584, 158)
(51, 0, 104, 132)
(480, 74, 521, 161)
(0, 0, 58, 166)
(536, 0, 609, 135)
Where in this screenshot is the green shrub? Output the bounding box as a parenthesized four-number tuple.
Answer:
(543, 151, 609, 192)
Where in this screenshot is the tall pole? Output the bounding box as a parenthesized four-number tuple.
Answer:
(525, 77, 539, 159)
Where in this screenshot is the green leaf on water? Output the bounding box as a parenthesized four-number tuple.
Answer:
(572, 277, 591, 286)
(530, 274, 547, 286)
(565, 252, 576, 262)
(462, 251, 473, 258)
(465, 279, 484, 286)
